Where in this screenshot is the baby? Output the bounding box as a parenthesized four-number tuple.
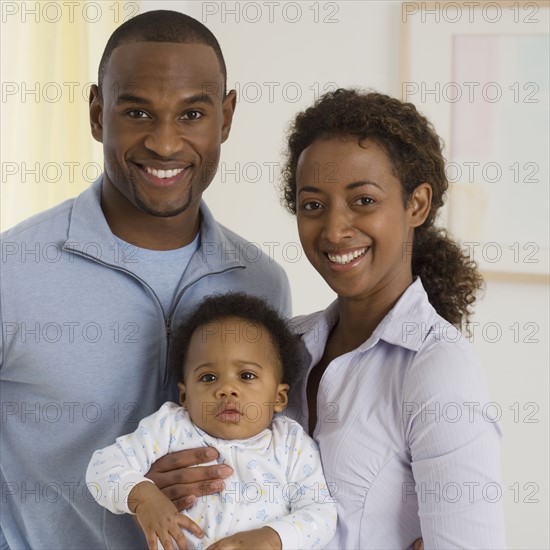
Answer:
(86, 293, 336, 549)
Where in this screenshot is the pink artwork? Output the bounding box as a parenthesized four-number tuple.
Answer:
(449, 34, 549, 274)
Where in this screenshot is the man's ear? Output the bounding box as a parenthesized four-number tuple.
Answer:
(89, 84, 104, 143)
(220, 89, 237, 143)
(274, 384, 289, 413)
(178, 382, 186, 407)
(408, 183, 432, 228)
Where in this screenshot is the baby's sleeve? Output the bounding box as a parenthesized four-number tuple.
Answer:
(85, 402, 181, 515)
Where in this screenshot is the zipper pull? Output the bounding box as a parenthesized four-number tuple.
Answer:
(165, 318, 171, 338)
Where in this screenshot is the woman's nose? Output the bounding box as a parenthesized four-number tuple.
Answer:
(321, 206, 355, 244)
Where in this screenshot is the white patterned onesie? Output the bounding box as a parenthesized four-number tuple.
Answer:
(87, 402, 337, 549)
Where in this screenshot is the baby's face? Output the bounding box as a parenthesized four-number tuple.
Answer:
(179, 316, 289, 439)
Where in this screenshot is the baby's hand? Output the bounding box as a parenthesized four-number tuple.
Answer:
(206, 527, 281, 550)
(130, 481, 203, 550)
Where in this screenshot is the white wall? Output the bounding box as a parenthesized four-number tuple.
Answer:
(473, 278, 549, 549)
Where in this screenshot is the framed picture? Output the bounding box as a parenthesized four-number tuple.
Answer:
(400, 1, 549, 281)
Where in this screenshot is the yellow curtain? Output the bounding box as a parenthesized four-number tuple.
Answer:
(1, 1, 138, 230)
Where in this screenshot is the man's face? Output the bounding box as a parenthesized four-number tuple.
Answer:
(90, 41, 235, 217)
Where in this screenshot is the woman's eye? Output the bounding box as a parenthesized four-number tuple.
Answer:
(199, 374, 216, 383)
(353, 197, 374, 206)
(302, 201, 323, 211)
(240, 372, 257, 380)
(183, 110, 203, 120)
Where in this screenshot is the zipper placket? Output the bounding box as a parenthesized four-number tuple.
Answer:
(63, 245, 245, 385)
(163, 265, 245, 384)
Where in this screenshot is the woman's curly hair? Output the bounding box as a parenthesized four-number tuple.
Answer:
(281, 89, 483, 329)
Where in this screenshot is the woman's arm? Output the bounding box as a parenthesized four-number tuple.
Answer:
(404, 339, 506, 548)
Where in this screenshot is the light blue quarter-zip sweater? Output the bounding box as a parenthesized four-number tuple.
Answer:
(0, 177, 291, 549)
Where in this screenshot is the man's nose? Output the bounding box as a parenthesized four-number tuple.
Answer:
(143, 120, 185, 157)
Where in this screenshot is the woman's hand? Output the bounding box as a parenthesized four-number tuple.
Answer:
(206, 527, 282, 550)
(145, 447, 233, 511)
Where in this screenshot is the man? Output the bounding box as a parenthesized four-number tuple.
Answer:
(0, 10, 290, 549)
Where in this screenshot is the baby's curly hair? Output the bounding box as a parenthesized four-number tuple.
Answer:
(281, 89, 483, 329)
(171, 293, 300, 386)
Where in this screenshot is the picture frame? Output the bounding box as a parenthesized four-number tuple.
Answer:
(400, 1, 549, 281)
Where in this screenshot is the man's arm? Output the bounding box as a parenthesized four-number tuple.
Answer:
(145, 447, 233, 511)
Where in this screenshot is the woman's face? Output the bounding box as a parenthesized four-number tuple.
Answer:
(295, 135, 428, 302)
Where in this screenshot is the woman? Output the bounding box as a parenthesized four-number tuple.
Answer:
(281, 89, 506, 548)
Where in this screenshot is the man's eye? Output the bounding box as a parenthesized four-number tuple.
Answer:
(240, 372, 256, 380)
(199, 374, 216, 383)
(183, 110, 203, 120)
(126, 109, 149, 119)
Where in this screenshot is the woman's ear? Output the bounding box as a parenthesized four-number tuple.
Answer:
(178, 382, 186, 407)
(408, 183, 432, 228)
(274, 384, 289, 413)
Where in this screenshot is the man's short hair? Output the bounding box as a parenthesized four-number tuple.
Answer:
(98, 10, 227, 96)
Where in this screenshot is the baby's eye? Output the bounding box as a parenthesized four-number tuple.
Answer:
(240, 372, 257, 381)
(353, 196, 374, 206)
(199, 373, 216, 383)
